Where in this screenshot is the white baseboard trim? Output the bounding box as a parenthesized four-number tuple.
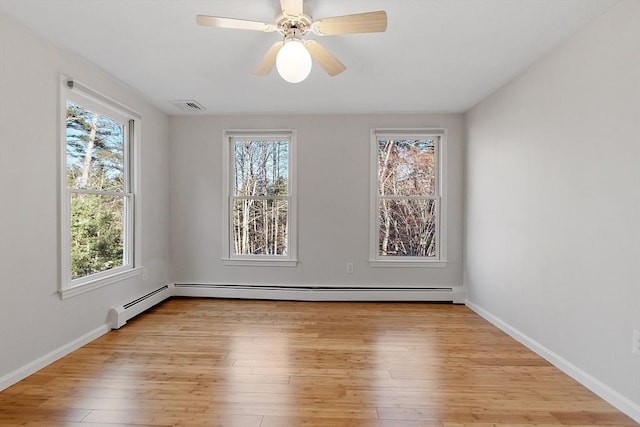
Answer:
(465, 299, 640, 424)
(174, 283, 465, 303)
(0, 323, 110, 392)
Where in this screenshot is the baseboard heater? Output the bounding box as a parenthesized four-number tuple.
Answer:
(109, 284, 173, 329)
(173, 283, 464, 303)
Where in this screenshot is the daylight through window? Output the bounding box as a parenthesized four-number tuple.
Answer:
(62, 82, 137, 294)
(371, 129, 445, 265)
(224, 131, 297, 265)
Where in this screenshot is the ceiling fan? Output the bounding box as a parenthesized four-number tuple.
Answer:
(196, 0, 387, 83)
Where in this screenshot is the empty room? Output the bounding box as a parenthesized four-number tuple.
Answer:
(0, 0, 639, 425)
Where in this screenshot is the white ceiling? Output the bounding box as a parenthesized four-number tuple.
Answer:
(0, 0, 617, 115)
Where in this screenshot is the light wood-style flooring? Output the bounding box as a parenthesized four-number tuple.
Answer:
(0, 298, 637, 426)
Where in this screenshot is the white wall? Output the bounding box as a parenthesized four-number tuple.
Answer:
(465, 0, 640, 416)
(170, 114, 464, 289)
(0, 14, 171, 382)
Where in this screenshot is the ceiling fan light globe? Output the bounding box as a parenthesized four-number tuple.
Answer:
(276, 38, 312, 83)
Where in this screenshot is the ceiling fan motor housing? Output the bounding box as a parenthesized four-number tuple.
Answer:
(276, 13, 313, 37)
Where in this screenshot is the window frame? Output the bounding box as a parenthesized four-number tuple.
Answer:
(222, 130, 297, 266)
(60, 77, 142, 298)
(369, 128, 447, 267)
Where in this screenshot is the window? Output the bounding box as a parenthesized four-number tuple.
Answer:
(370, 129, 446, 267)
(223, 130, 297, 266)
(61, 79, 140, 297)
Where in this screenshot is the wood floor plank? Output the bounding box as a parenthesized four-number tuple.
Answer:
(0, 298, 637, 426)
(261, 415, 442, 426)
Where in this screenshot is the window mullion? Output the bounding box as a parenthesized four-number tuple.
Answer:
(231, 195, 289, 200)
(69, 188, 131, 197)
(376, 195, 438, 200)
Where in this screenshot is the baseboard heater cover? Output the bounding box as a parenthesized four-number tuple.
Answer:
(173, 283, 464, 303)
(109, 284, 173, 329)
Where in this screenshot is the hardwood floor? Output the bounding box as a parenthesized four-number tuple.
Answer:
(0, 298, 637, 426)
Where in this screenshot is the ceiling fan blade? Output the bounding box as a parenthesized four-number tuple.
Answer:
(281, 0, 303, 16)
(312, 11, 387, 35)
(253, 42, 284, 76)
(304, 40, 346, 77)
(196, 15, 275, 32)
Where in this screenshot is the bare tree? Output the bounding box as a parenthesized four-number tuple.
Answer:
(377, 138, 437, 257)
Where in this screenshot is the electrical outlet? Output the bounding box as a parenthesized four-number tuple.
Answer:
(142, 268, 148, 281)
(346, 262, 354, 274)
(633, 330, 640, 356)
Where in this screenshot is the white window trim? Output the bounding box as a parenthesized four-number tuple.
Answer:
(222, 130, 297, 266)
(369, 128, 447, 267)
(59, 76, 142, 299)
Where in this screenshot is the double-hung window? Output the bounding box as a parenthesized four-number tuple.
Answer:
(223, 130, 297, 266)
(370, 129, 446, 267)
(61, 79, 140, 297)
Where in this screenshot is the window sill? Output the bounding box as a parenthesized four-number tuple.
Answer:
(369, 260, 447, 268)
(222, 258, 298, 267)
(59, 267, 143, 299)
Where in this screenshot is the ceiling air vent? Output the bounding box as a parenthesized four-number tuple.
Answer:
(170, 100, 206, 112)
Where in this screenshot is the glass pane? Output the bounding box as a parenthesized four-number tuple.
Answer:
(377, 138, 436, 196)
(70, 193, 125, 279)
(234, 140, 288, 197)
(66, 101, 125, 192)
(232, 198, 288, 256)
(378, 199, 437, 257)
